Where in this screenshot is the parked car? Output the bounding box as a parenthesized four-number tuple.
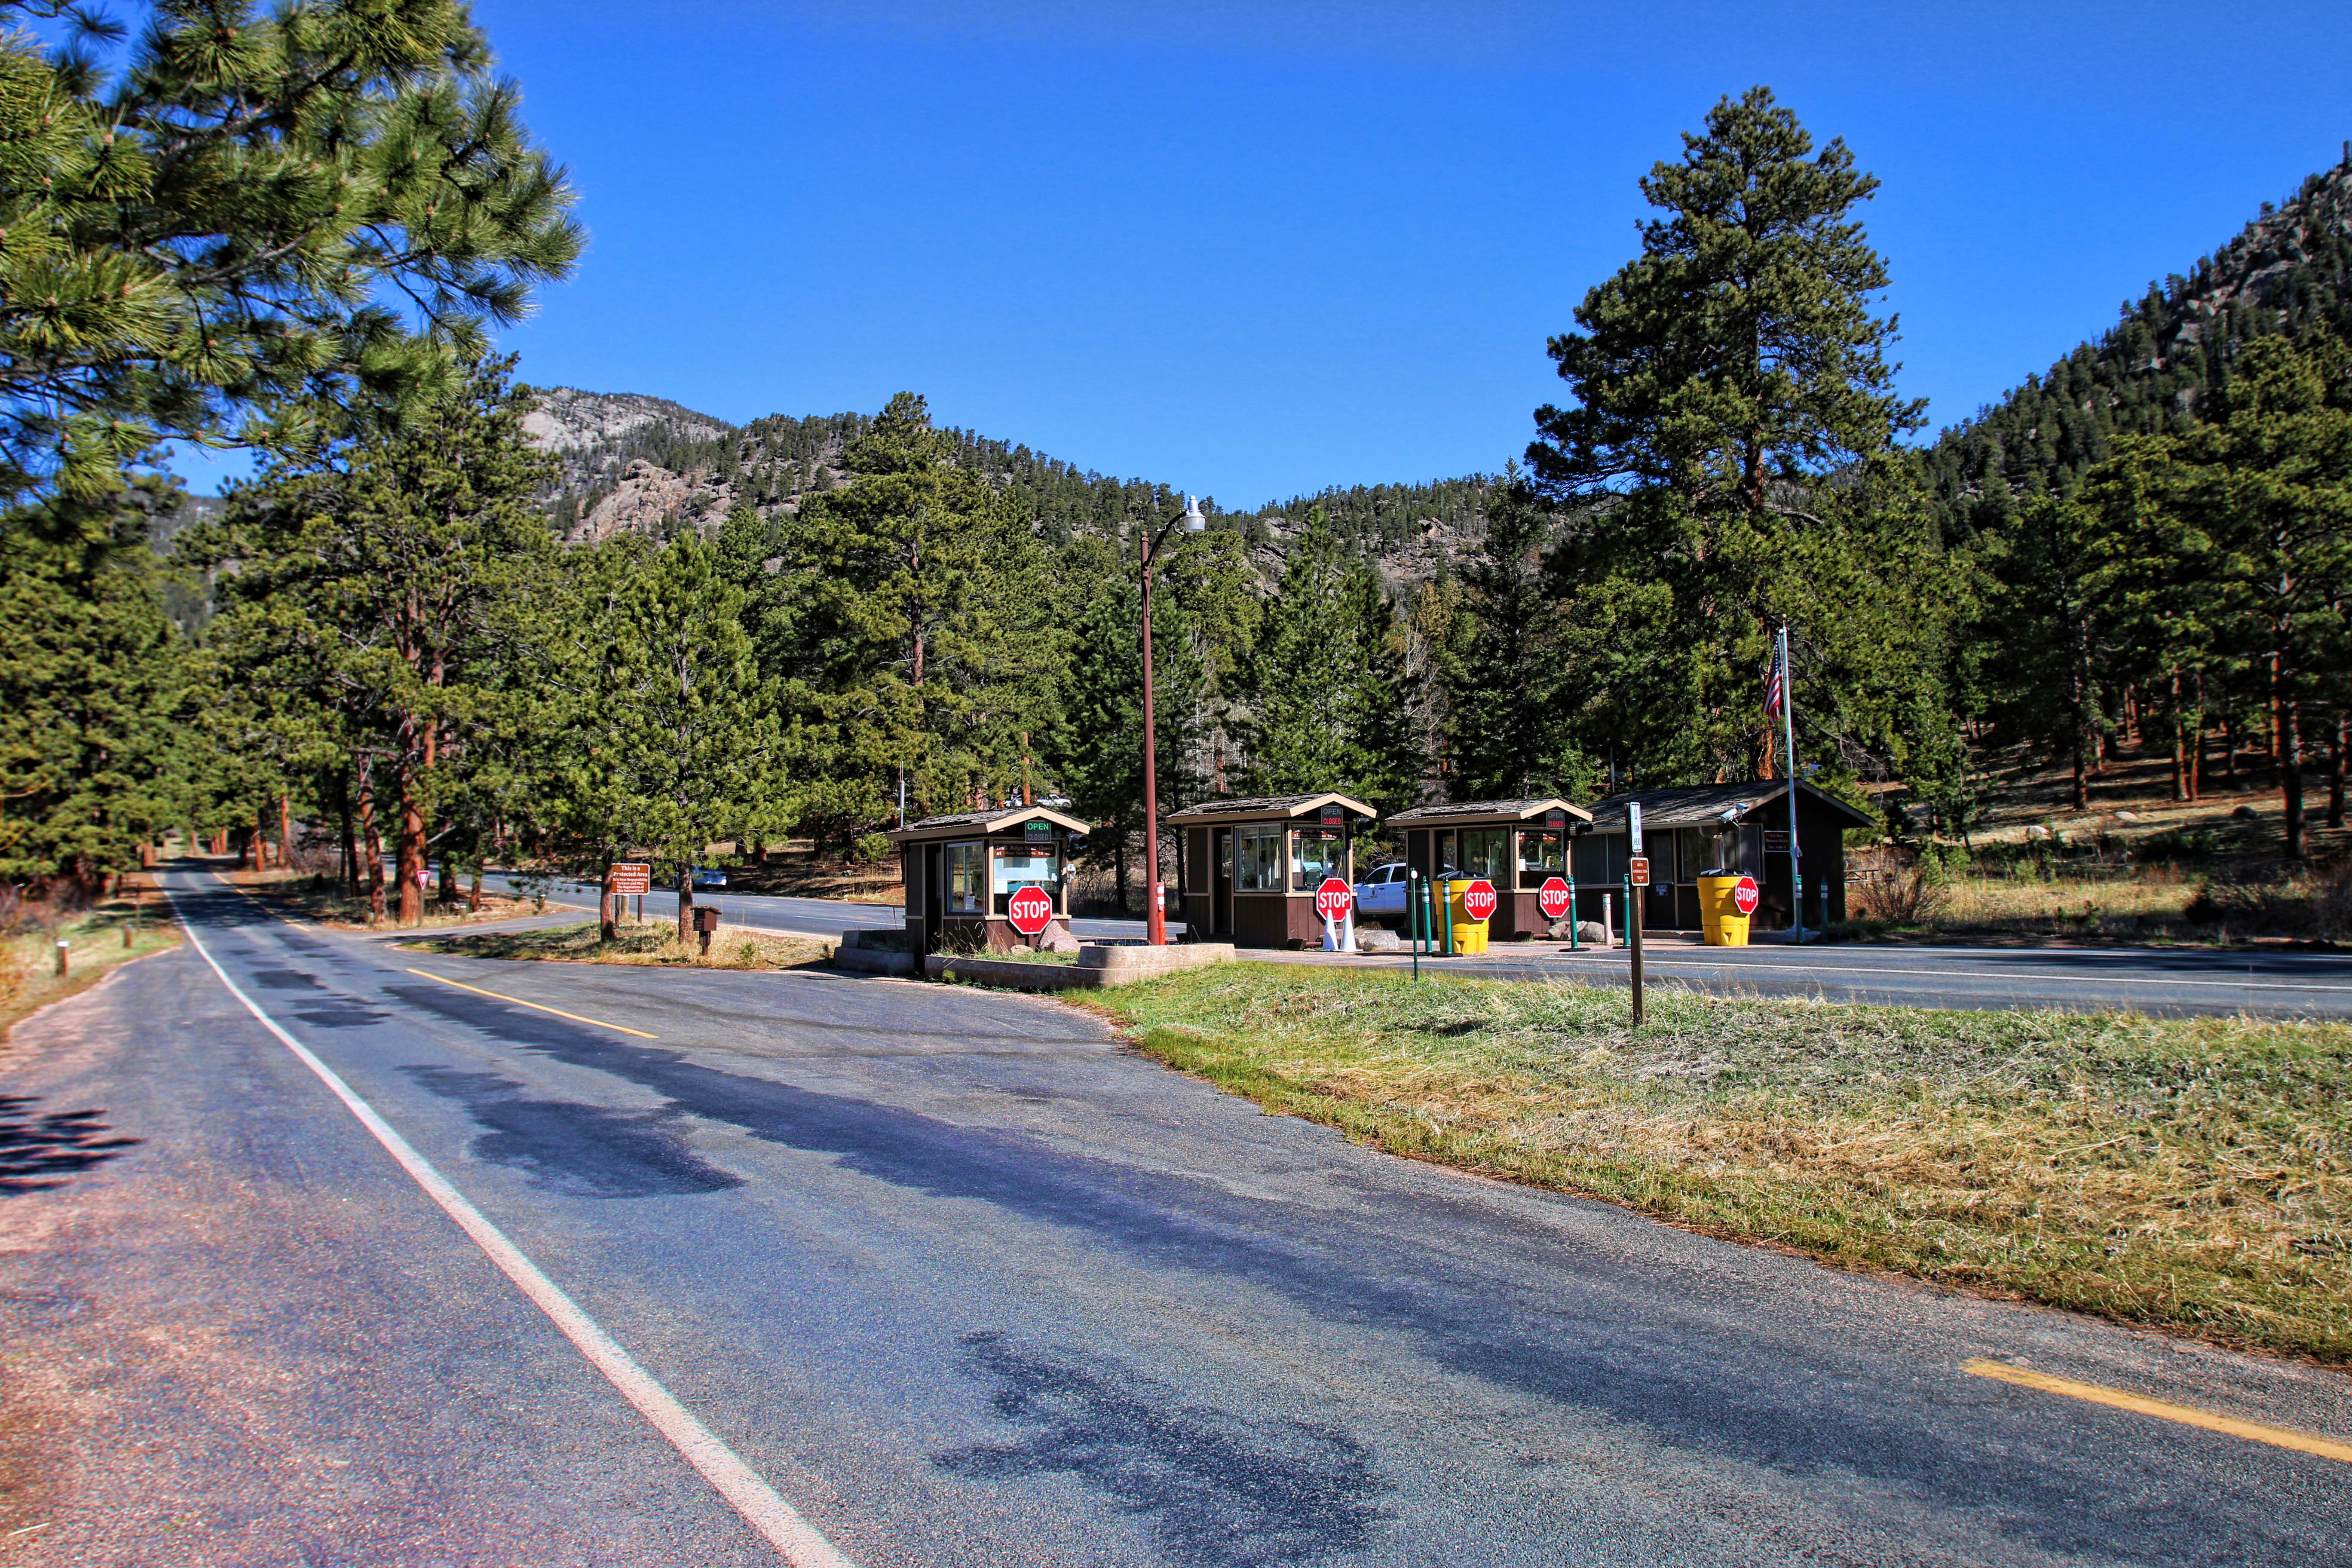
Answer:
(691, 867, 727, 889)
(1353, 862, 1410, 923)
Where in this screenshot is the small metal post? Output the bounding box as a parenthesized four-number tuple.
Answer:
(54, 939, 68, 977)
(1409, 870, 1421, 981)
(1441, 877, 1455, 956)
(1627, 873, 1646, 1026)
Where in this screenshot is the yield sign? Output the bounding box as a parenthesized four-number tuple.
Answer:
(1732, 876, 1761, 916)
(1537, 876, 1572, 920)
(1314, 877, 1354, 922)
(1007, 885, 1055, 937)
(1461, 879, 1498, 922)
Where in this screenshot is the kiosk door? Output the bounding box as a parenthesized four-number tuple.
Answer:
(1213, 827, 1235, 935)
(923, 843, 944, 952)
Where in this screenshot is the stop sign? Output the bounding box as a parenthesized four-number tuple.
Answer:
(1461, 879, 1498, 922)
(1006, 885, 1054, 937)
(1537, 876, 1572, 920)
(1314, 876, 1354, 922)
(1732, 876, 1760, 916)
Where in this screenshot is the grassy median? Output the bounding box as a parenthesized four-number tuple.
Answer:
(401, 918, 828, 971)
(1086, 965, 2352, 1361)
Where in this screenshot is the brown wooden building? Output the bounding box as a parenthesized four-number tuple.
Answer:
(1388, 798, 1596, 940)
(891, 805, 1090, 953)
(1578, 782, 1874, 932)
(1168, 793, 1378, 948)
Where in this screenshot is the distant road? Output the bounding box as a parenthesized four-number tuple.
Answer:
(478, 875, 2352, 1020)
(478, 872, 1167, 945)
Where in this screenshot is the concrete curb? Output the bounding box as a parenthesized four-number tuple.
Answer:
(926, 942, 1237, 991)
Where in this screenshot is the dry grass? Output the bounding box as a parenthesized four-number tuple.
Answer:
(0, 897, 182, 1043)
(1087, 965, 2352, 1360)
(399, 918, 829, 971)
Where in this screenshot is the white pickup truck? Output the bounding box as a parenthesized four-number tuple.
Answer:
(1352, 861, 1414, 924)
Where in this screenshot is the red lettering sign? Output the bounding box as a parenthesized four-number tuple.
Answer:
(1537, 876, 1572, 920)
(1461, 879, 1498, 923)
(1007, 885, 1055, 937)
(1733, 876, 1760, 916)
(1314, 877, 1354, 922)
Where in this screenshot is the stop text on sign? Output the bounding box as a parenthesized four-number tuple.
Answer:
(1537, 876, 1572, 920)
(609, 862, 650, 896)
(1314, 876, 1354, 922)
(1733, 875, 1760, 916)
(1006, 884, 1055, 937)
(1461, 879, 1498, 922)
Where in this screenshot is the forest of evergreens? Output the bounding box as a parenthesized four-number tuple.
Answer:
(5, 3, 2350, 919)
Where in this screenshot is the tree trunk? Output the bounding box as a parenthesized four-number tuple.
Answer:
(357, 763, 386, 923)
(467, 865, 482, 912)
(279, 795, 294, 870)
(676, 864, 696, 947)
(2283, 702, 2306, 861)
(2169, 676, 2187, 803)
(601, 862, 618, 943)
(438, 857, 459, 908)
(2330, 713, 2346, 831)
(1114, 833, 1129, 917)
(2070, 737, 2088, 812)
(337, 769, 357, 890)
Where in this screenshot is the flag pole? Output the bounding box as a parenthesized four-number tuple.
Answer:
(1780, 625, 1804, 943)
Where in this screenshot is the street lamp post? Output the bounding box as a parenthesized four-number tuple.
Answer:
(1139, 493, 1206, 945)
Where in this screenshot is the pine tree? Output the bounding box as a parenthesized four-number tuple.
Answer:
(192, 355, 559, 922)
(560, 532, 793, 943)
(1529, 86, 1950, 791)
(1442, 471, 1594, 799)
(0, 0, 579, 536)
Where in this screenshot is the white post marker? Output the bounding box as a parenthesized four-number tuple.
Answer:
(159, 880, 858, 1568)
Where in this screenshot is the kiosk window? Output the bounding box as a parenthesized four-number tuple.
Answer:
(944, 841, 986, 913)
(1460, 828, 1508, 883)
(1519, 830, 1564, 878)
(1290, 829, 1342, 890)
(1237, 824, 1283, 891)
(993, 845, 1058, 894)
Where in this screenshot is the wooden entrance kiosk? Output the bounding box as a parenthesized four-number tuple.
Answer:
(1169, 793, 1378, 949)
(892, 806, 1089, 954)
(1388, 797, 1595, 941)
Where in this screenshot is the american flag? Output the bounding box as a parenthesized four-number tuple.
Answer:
(1764, 640, 1785, 718)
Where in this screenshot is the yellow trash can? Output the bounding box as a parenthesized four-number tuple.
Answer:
(1698, 875, 1754, 946)
(1444, 879, 1491, 955)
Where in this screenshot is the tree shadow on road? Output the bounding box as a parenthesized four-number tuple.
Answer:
(0, 1094, 138, 1194)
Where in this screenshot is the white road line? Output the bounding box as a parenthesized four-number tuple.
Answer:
(161, 882, 858, 1568)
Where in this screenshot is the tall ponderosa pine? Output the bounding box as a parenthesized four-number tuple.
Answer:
(563, 532, 793, 942)
(0, 0, 579, 536)
(1441, 471, 1594, 800)
(1531, 86, 1947, 792)
(1239, 511, 1415, 810)
(764, 393, 1062, 836)
(196, 356, 558, 922)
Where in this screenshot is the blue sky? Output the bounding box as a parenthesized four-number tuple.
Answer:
(170, 1, 2352, 506)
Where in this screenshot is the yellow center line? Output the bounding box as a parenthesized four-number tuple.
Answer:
(1963, 1359, 2352, 1464)
(402, 968, 659, 1039)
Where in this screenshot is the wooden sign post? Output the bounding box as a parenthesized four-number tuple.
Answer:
(606, 861, 651, 942)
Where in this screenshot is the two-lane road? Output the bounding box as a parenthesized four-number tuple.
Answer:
(3, 868, 2346, 1564)
(481, 873, 2352, 1019)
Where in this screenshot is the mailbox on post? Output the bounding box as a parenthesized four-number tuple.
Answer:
(692, 903, 720, 957)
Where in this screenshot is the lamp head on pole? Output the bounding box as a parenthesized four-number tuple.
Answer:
(1181, 493, 1206, 533)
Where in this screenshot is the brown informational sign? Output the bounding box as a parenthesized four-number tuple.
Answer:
(1765, 830, 1792, 853)
(1628, 856, 1651, 887)
(609, 862, 651, 895)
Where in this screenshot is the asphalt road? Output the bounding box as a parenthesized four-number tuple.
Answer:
(482, 874, 2352, 1020)
(3, 867, 2347, 1565)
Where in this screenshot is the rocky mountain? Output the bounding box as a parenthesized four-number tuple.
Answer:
(520, 385, 1497, 583)
(1921, 153, 2352, 539)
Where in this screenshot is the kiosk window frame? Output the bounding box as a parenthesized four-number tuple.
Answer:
(1237, 824, 1284, 891)
(944, 841, 986, 914)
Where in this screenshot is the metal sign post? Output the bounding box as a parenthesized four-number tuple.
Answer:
(1627, 801, 1647, 1027)
(1780, 625, 1806, 943)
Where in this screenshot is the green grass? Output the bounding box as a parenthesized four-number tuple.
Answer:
(1084, 965, 2352, 1360)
